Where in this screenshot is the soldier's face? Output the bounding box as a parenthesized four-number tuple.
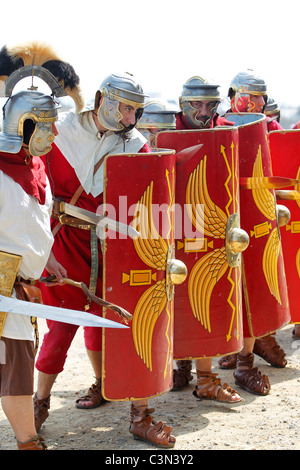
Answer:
(249, 94, 265, 113)
(191, 101, 217, 122)
(119, 103, 140, 128)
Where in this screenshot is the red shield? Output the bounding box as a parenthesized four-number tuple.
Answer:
(156, 128, 244, 359)
(269, 129, 300, 324)
(225, 113, 291, 337)
(102, 150, 176, 400)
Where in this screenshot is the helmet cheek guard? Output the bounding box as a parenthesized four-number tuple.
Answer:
(0, 90, 59, 155)
(230, 93, 251, 113)
(228, 70, 267, 114)
(28, 121, 55, 157)
(97, 73, 148, 132)
(179, 76, 221, 129)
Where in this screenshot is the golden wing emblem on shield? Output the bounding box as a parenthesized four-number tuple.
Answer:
(186, 155, 227, 238)
(132, 181, 168, 270)
(188, 248, 228, 332)
(186, 155, 229, 331)
(131, 280, 167, 371)
(252, 146, 282, 303)
(131, 181, 169, 371)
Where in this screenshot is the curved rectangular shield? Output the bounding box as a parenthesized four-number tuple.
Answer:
(226, 113, 291, 337)
(102, 150, 176, 400)
(269, 129, 300, 325)
(156, 127, 244, 359)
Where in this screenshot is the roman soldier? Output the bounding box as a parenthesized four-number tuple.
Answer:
(161, 76, 245, 404)
(176, 75, 234, 129)
(0, 39, 81, 449)
(217, 71, 290, 383)
(264, 96, 283, 130)
(32, 69, 177, 448)
(228, 70, 283, 131)
(136, 99, 176, 148)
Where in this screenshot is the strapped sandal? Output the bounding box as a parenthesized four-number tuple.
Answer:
(129, 404, 176, 448)
(75, 378, 107, 409)
(192, 371, 242, 404)
(218, 353, 238, 369)
(33, 393, 50, 433)
(253, 334, 287, 368)
(172, 360, 193, 391)
(234, 353, 270, 396)
(17, 434, 48, 450)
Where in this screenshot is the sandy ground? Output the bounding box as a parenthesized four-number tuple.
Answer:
(0, 321, 299, 452)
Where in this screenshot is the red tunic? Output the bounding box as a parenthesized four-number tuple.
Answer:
(0, 149, 47, 204)
(267, 118, 283, 131)
(40, 143, 104, 312)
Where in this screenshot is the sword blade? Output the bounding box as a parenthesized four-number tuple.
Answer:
(0, 295, 128, 329)
(176, 144, 203, 165)
(62, 203, 140, 239)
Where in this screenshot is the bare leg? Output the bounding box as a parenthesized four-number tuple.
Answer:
(86, 349, 102, 378)
(36, 371, 57, 400)
(195, 357, 212, 372)
(239, 337, 255, 361)
(2, 395, 36, 443)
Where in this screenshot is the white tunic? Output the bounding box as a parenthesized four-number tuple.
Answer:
(54, 110, 147, 197)
(0, 170, 53, 340)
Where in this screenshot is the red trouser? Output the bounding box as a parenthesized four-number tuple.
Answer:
(35, 319, 102, 375)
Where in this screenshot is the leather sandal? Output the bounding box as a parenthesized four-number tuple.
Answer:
(172, 360, 193, 391)
(129, 404, 176, 448)
(253, 334, 287, 368)
(218, 353, 238, 369)
(17, 434, 48, 450)
(234, 353, 271, 395)
(75, 378, 107, 409)
(192, 371, 242, 404)
(33, 393, 51, 433)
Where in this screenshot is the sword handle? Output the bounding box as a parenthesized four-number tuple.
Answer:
(40, 275, 82, 289)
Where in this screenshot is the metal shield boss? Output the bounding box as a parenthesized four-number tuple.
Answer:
(269, 129, 300, 325)
(156, 128, 247, 359)
(102, 150, 185, 400)
(225, 113, 291, 337)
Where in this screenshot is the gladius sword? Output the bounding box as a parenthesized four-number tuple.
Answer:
(0, 294, 128, 329)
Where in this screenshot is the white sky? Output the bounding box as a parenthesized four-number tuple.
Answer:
(1, 0, 299, 107)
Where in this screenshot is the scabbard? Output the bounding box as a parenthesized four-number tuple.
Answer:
(52, 199, 100, 310)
